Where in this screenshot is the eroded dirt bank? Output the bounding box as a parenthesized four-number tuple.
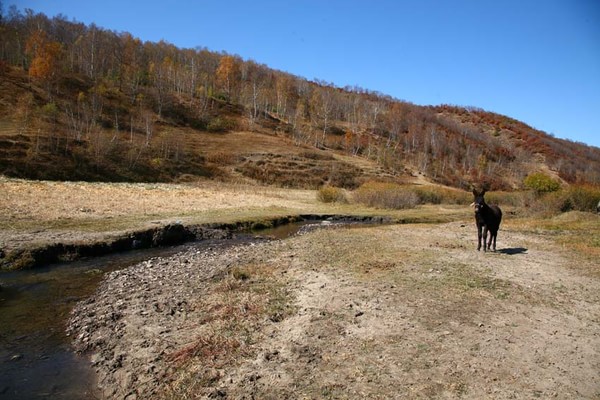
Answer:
(67, 221, 600, 399)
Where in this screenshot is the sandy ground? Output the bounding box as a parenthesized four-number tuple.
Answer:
(67, 220, 600, 399)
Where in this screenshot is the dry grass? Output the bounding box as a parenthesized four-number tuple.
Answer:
(202, 220, 600, 399)
(353, 181, 420, 209)
(0, 175, 474, 255)
(235, 152, 363, 189)
(352, 181, 478, 209)
(0, 176, 314, 230)
(163, 262, 294, 398)
(505, 211, 600, 275)
(0, 177, 290, 216)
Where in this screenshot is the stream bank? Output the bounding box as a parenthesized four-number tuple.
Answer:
(0, 214, 392, 271)
(0, 216, 388, 399)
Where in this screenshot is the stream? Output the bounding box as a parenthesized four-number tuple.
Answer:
(0, 218, 375, 399)
(0, 244, 194, 399)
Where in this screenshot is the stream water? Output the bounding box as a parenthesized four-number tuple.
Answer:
(0, 244, 194, 399)
(0, 219, 359, 399)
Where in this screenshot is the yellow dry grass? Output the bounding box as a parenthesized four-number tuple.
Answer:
(0, 176, 314, 224)
(0, 176, 471, 224)
(0, 175, 473, 254)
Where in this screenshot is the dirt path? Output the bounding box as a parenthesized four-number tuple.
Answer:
(68, 220, 600, 399)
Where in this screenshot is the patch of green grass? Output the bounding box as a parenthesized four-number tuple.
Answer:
(416, 343, 430, 353)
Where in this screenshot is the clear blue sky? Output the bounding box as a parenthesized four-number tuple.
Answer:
(9, 0, 600, 148)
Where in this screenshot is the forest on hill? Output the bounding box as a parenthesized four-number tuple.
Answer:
(1, 7, 599, 189)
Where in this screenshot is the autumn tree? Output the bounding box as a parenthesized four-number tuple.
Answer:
(309, 84, 336, 147)
(216, 54, 241, 101)
(383, 102, 409, 149)
(119, 32, 145, 103)
(149, 55, 170, 116)
(25, 30, 62, 92)
(274, 74, 298, 122)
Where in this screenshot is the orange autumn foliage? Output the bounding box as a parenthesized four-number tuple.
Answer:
(25, 31, 62, 83)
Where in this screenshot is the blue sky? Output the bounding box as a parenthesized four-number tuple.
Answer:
(9, 0, 600, 148)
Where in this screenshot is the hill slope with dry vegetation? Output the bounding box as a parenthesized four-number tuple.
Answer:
(1, 8, 599, 190)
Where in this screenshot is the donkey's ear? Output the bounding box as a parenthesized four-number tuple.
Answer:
(481, 189, 486, 196)
(472, 189, 479, 196)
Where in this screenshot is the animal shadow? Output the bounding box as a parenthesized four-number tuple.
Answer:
(498, 247, 528, 255)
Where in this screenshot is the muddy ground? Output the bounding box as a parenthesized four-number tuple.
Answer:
(67, 219, 600, 399)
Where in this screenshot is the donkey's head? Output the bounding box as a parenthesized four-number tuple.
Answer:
(472, 189, 487, 214)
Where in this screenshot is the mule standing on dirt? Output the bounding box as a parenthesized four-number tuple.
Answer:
(472, 189, 502, 252)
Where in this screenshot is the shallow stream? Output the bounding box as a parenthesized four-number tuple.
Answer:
(0, 218, 366, 399)
(0, 244, 195, 399)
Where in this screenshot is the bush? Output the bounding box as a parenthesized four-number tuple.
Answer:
(530, 190, 571, 216)
(412, 185, 470, 205)
(352, 182, 419, 209)
(207, 116, 237, 132)
(317, 186, 347, 203)
(523, 172, 561, 194)
(560, 185, 600, 212)
(41, 102, 59, 121)
(484, 191, 526, 208)
(525, 185, 600, 216)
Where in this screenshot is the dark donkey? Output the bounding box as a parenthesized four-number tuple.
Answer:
(472, 189, 502, 252)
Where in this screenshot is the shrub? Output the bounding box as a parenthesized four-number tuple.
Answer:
(523, 172, 561, 194)
(559, 185, 600, 212)
(41, 102, 59, 121)
(484, 191, 526, 208)
(525, 185, 600, 216)
(413, 186, 443, 204)
(231, 266, 251, 281)
(412, 185, 470, 205)
(207, 116, 237, 132)
(317, 186, 347, 203)
(352, 182, 418, 209)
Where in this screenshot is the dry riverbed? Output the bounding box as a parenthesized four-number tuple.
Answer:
(67, 219, 600, 399)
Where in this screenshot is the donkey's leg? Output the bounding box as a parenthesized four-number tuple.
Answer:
(477, 224, 482, 251)
(483, 226, 489, 252)
(487, 231, 494, 251)
(492, 231, 497, 251)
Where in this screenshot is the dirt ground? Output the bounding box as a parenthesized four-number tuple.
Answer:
(67, 218, 600, 399)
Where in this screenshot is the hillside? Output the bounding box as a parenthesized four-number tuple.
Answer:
(1, 9, 599, 190)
